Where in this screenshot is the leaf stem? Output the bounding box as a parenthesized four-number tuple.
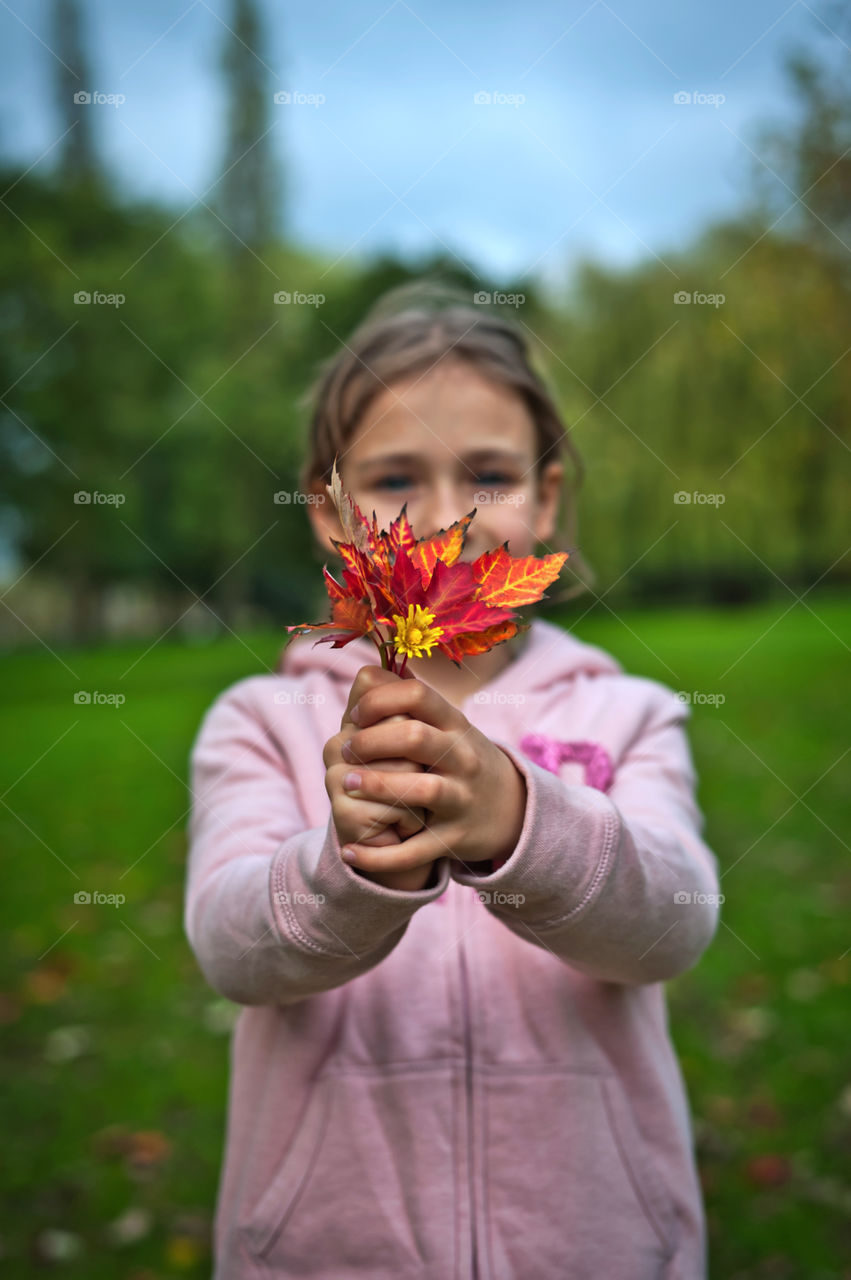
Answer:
(369, 625, 394, 671)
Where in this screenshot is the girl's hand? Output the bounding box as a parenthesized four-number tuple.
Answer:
(324, 666, 434, 892)
(337, 674, 527, 876)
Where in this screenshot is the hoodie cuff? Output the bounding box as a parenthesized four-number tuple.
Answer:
(271, 814, 452, 960)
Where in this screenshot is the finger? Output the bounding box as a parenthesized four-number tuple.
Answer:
(342, 720, 449, 769)
(354, 812, 416, 841)
(326, 710, 415, 769)
(363, 752, 427, 830)
(356, 824, 401, 847)
(330, 753, 419, 785)
(394, 807, 426, 839)
(341, 665, 413, 732)
(358, 815, 426, 843)
(370, 748, 420, 772)
(341, 827, 450, 874)
(338, 792, 425, 839)
(341, 666, 379, 730)
(337, 765, 428, 837)
(351, 676, 465, 734)
(341, 766, 441, 814)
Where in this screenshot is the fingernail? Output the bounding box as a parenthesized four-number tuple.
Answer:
(341, 847, 358, 864)
(350, 704, 362, 725)
(343, 771, 362, 791)
(341, 739, 354, 761)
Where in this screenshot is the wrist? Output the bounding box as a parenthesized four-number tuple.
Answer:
(489, 748, 527, 865)
(360, 864, 435, 892)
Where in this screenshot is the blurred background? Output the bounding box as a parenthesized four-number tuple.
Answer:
(0, 1, 848, 1276)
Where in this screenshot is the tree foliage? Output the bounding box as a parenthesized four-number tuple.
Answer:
(0, 4, 848, 642)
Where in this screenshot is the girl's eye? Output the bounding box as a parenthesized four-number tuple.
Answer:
(372, 475, 414, 491)
(369, 472, 514, 492)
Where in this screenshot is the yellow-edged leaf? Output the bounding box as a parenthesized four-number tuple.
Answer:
(474, 545, 568, 607)
(408, 510, 476, 583)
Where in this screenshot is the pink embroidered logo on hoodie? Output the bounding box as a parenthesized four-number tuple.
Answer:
(518, 733, 615, 792)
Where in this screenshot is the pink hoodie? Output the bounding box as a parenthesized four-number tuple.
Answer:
(185, 617, 720, 1279)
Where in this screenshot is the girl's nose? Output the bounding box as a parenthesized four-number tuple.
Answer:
(416, 482, 467, 542)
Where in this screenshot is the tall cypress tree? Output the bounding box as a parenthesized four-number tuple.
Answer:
(51, 0, 100, 188)
(216, 0, 282, 254)
(202, 0, 286, 628)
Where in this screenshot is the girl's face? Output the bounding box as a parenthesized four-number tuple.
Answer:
(309, 360, 564, 564)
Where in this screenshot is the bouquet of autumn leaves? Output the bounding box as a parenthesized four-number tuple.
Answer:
(284, 460, 568, 672)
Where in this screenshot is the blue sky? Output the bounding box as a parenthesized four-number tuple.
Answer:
(0, 0, 842, 286)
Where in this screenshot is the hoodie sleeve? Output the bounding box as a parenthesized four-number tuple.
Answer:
(451, 686, 720, 986)
(184, 679, 451, 1006)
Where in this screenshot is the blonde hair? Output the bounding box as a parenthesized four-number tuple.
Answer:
(297, 280, 596, 606)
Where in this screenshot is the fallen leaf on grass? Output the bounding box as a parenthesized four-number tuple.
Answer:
(44, 1025, 92, 1063)
(745, 1098, 783, 1129)
(34, 1228, 83, 1261)
(165, 1236, 205, 1269)
(106, 1206, 153, 1246)
(90, 1126, 171, 1172)
(744, 1153, 791, 1187)
(24, 954, 78, 1004)
(125, 1131, 172, 1170)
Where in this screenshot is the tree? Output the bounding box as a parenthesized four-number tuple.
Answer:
(51, 0, 101, 189)
(753, 4, 851, 266)
(214, 0, 282, 255)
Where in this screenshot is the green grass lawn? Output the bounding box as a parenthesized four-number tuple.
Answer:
(1, 591, 848, 1278)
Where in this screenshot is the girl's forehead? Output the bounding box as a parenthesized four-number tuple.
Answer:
(348, 371, 537, 461)
(377, 359, 517, 408)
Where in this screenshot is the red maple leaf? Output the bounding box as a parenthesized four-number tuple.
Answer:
(286, 458, 568, 671)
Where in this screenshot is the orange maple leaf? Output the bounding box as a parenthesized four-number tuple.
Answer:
(286, 458, 569, 672)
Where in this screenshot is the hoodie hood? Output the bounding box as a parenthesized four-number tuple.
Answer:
(277, 616, 622, 694)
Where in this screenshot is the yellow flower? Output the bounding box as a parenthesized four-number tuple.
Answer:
(392, 603, 444, 659)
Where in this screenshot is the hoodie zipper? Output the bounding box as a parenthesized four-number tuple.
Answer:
(457, 930, 479, 1279)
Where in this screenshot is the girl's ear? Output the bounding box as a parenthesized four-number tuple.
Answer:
(533, 460, 565, 546)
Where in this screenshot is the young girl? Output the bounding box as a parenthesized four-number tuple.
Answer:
(185, 282, 721, 1279)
